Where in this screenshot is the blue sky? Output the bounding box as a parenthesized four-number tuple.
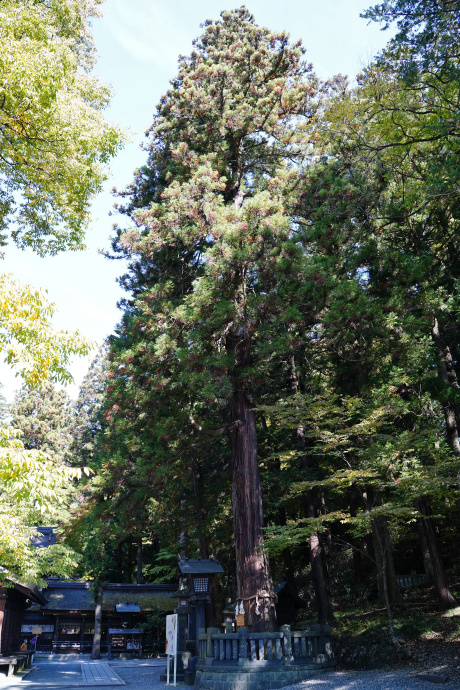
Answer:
(1, 0, 392, 402)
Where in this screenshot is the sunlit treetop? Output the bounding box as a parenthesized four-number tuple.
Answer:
(114, 6, 318, 224)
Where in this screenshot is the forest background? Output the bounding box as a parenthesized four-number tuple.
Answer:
(1, 0, 460, 649)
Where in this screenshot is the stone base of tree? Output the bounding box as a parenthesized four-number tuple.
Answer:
(194, 661, 334, 690)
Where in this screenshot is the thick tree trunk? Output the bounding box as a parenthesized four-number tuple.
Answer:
(416, 498, 456, 606)
(371, 517, 403, 605)
(227, 329, 277, 632)
(90, 584, 103, 660)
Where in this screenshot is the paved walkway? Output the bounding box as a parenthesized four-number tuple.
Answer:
(81, 662, 124, 686)
(1, 660, 459, 690)
(0, 660, 129, 689)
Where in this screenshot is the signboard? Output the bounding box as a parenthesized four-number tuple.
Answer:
(165, 614, 177, 656)
(111, 635, 125, 648)
(165, 614, 178, 687)
(21, 624, 54, 634)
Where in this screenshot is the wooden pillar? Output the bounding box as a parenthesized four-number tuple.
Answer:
(195, 601, 206, 655)
(53, 616, 59, 654)
(106, 623, 110, 654)
(80, 617, 85, 652)
(0, 592, 7, 655)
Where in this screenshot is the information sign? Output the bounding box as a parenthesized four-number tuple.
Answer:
(165, 614, 178, 686)
(21, 624, 53, 634)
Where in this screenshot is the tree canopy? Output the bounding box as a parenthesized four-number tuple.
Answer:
(50, 1, 460, 639)
(0, 0, 123, 255)
(0, 0, 123, 585)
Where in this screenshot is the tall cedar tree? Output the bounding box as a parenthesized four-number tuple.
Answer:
(70, 344, 108, 467)
(11, 381, 74, 463)
(110, 8, 320, 631)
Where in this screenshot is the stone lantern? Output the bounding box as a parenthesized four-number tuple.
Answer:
(177, 557, 224, 653)
(170, 578, 194, 681)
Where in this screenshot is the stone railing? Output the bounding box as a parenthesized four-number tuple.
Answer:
(198, 624, 333, 667)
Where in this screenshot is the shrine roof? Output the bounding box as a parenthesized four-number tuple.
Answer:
(178, 558, 224, 574)
(40, 581, 176, 612)
(274, 581, 307, 608)
(31, 526, 57, 548)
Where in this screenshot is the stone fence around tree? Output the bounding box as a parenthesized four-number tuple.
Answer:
(194, 624, 334, 690)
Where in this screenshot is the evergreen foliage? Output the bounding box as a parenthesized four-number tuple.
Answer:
(70, 344, 108, 466)
(11, 381, 74, 463)
(67, 2, 460, 640)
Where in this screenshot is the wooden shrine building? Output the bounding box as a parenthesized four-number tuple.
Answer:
(0, 582, 46, 655)
(22, 580, 176, 655)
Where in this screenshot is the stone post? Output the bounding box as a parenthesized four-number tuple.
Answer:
(205, 627, 219, 667)
(238, 627, 248, 666)
(280, 625, 293, 665)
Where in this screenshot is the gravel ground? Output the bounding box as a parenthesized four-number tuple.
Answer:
(0, 660, 459, 690)
(287, 668, 459, 688)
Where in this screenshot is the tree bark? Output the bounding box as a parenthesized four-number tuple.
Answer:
(416, 498, 456, 606)
(371, 517, 403, 605)
(227, 329, 277, 632)
(90, 584, 103, 660)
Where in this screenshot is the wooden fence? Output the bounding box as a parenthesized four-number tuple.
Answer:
(396, 572, 427, 589)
